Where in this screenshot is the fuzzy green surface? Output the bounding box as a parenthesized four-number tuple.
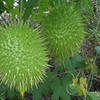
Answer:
(0, 22, 48, 94)
(41, 4, 86, 63)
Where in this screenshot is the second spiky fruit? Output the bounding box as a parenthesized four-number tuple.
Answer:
(41, 4, 86, 63)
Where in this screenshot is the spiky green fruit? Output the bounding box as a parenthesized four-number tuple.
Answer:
(41, 4, 86, 63)
(0, 22, 48, 94)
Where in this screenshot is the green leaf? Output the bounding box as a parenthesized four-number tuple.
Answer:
(63, 58, 72, 70)
(32, 88, 42, 100)
(63, 53, 86, 71)
(51, 77, 61, 90)
(61, 92, 70, 100)
(31, 71, 73, 100)
(32, 70, 57, 100)
(51, 86, 62, 100)
(71, 53, 84, 68)
(68, 85, 78, 95)
(32, 81, 50, 100)
(95, 46, 100, 54)
(7, 89, 15, 99)
(51, 74, 73, 100)
(87, 92, 100, 100)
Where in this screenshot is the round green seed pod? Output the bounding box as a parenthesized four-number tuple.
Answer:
(41, 4, 86, 63)
(0, 22, 48, 94)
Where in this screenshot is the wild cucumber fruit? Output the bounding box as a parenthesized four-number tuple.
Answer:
(41, 4, 86, 63)
(0, 22, 48, 94)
